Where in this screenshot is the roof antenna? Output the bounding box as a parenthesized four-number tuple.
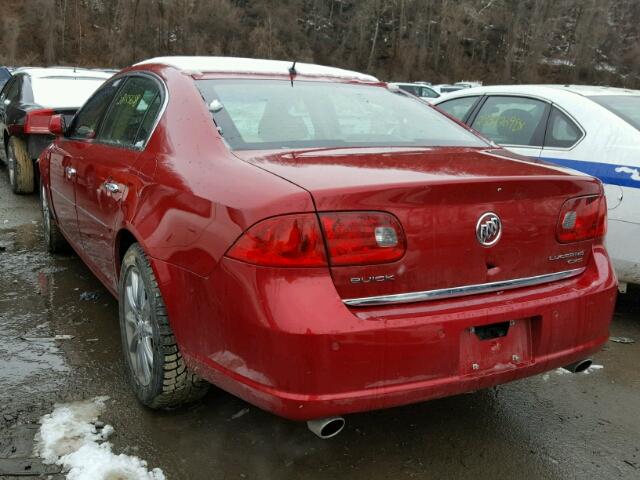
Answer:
(289, 61, 297, 87)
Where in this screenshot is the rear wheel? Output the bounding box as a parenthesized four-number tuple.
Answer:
(119, 243, 209, 409)
(40, 181, 69, 253)
(7, 137, 34, 194)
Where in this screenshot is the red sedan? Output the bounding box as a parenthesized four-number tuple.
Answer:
(38, 57, 617, 439)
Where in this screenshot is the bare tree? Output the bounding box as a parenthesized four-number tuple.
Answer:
(0, 0, 638, 87)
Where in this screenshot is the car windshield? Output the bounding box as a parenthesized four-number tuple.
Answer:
(196, 79, 487, 150)
(31, 76, 107, 108)
(590, 95, 640, 131)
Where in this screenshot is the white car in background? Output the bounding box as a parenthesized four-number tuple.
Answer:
(431, 84, 466, 95)
(435, 85, 640, 291)
(390, 82, 441, 103)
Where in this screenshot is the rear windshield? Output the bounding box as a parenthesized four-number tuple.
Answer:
(590, 95, 640, 131)
(196, 79, 487, 150)
(31, 77, 107, 108)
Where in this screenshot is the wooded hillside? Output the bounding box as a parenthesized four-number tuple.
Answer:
(1, 0, 638, 86)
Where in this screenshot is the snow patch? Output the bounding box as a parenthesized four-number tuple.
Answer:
(543, 364, 604, 380)
(540, 57, 575, 67)
(556, 364, 604, 375)
(35, 397, 165, 480)
(582, 364, 604, 374)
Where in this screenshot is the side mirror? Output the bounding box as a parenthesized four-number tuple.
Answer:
(48, 114, 66, 136)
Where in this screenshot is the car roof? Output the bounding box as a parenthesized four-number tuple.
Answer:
(435, 84, 640, 102)
(136, 56, 378, 82)
(552, 84, 640, 97)
(11, 67, 113, 80)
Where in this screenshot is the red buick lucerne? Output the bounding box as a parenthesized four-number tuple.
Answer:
(38, 57, 617, 438)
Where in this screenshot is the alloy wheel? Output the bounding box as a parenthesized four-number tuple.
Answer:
(7, 143, 15, 186)
(123, 265, 154, 386)
(41, 185, 51, 244)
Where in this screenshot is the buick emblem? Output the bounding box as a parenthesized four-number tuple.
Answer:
(476, 212, 502, 247)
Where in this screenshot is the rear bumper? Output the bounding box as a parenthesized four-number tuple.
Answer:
(153, 245, 617, 421)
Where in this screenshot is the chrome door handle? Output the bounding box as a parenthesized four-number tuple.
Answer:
(103, 182, 120, 193)
(65, 166, 76, 178)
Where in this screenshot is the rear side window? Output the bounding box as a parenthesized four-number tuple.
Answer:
(437, 96, 480, 121)
(97, 76, 162, 148)
(471, 96, 548, 147)
(68, 78, 124, 140)
(544, 107, 583, 148)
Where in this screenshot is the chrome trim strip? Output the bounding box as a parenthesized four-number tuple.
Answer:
(343, 267, 586, 307)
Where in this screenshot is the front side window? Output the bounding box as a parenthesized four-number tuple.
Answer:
(589, 95, 640, 131)
(97, 76, 162, 148)
(544, 107, 583, 148)
(68, 77, 124, 140)
(471, 96, 548, 147)
(437, 96, 480, 121)
(196, 79, 487, 150)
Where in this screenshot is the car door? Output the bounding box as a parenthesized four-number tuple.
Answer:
(467, 95, 551, 159)
(74, 74, 163, 286)
(48, 77, 124, 245)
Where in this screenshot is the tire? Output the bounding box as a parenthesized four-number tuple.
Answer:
(7, 136, 35, 194)
(40, 181, 69, 253)
(119, 243, 209, 409)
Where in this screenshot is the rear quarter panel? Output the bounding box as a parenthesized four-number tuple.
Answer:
(117, 65, 314, 279)
(539, 95, 640, 284)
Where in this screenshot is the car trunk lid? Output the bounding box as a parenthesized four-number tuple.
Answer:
(235, 147, 601, 302)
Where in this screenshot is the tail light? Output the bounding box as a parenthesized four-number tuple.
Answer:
(556, 194, 607, 243)
(226, 213, 327, 267)
(24, 109, 55, 134)
(319, 212, 406, 266)
(226, 211, 407, 267)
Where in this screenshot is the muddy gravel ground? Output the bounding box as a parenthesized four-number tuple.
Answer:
(0, 169, 639, 480)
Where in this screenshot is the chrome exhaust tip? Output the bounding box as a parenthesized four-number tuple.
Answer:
(307, 416, 345, 439)
(563, 358, 593, 373)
